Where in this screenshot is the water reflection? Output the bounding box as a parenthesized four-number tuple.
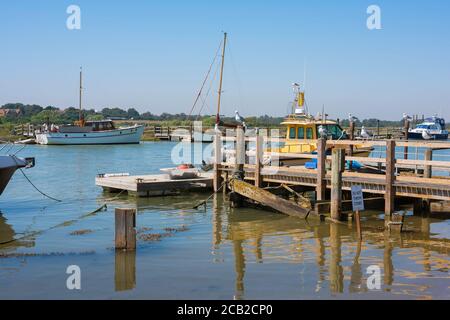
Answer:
(115, 249, 136, 292)
(211, 194, 450, 299)
(0, 214, 35, 251)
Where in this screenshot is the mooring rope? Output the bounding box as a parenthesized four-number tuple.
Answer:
(19, 169, 62, 202)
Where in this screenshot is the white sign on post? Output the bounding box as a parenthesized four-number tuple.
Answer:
(351, 185, 365, 211)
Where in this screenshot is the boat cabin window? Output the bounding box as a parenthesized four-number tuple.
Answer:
(417, 125, 430, 129)
(297, 127, 305, 139)
(289, 127, 296, 139)
(90, 121, 115, 131)
(306, 127, 313, 139)
(319, 124, 344, 139)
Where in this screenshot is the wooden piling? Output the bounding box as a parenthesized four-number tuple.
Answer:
(235, 126, 245, 173)
(403, 120, 410, 159)
(115, 208, 136, 250)
(331, 148, 345, 221)
(348, 121, 355, 170)
(254, 134, 263, 188)
(316, 138, 326, 201)
(424, 148, 432, 178)
(213, 133, 223, 192)
(385, 140, 396, 219)
(230, 126, 246, 207)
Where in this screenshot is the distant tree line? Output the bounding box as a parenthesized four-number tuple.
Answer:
(1, 103, 405, 127)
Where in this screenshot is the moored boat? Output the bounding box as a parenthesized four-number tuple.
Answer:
(407, 116, 448, 140)
(35, 68, 144, 145)
(267, 83, 373, 166)
(35, 120, 144, 145)
(0, 155, 35, 195)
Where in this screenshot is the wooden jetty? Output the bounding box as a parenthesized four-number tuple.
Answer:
(95, 127, 450, 230)
(213, 130, 450, 225)
(96, 173, 213, 197)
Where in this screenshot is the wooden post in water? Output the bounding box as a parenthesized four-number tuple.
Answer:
(230, 126, 245, 208)
(348, 121, 355, 170)
(355, 210, 362, 240)
(403, 120, 410, 159)
(235, 126, 245, 177)
(331, 148, 345, 221)
(376, 120, 380, 138)
(213, 133, 223, 192)
(385, 140, 396, 220)
(316, 137, 327, 201)
(424, 148, 432, 179)
(254, 134, 263, 188)
(115, 208, 136, 250)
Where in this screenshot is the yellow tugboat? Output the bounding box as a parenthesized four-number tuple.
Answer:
(271, 83, 373, 166)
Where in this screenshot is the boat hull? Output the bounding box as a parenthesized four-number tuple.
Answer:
(35, 125, 145, 145)
(407, 132, 449, 140)
(277, 148, 373, 167)
(0, 156, 29, 195)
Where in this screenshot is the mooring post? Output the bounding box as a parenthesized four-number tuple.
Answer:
(348, 121, 355, 170)
(230, 126, 245, 208)
(385, 140, 396, 221)
(331, 148, 345, 221)
(213, 133, 223, 192)
(235, 126, 245, 178)
(115, 208, 136, 250)
(316, 137, 327, 201)
(424, 148, 432, 179)
(254, 134, 263, 188)
(403, 120, 410, 159)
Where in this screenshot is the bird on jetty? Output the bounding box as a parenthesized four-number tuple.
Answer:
(348, 113, 359, 123)
(235, 110, 246, 128)
(360, 126, 371, 139)
(318, 125, 328, 138)
(422, 129, 432, 140)
(403, 113, 413, 122)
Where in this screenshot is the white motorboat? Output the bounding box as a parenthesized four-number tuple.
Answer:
(0, 155, 35, 195)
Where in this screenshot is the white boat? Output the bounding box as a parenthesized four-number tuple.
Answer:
(35, 120, 144, 145)
(34, 68, 145, 145)
(0, 155, 35, 195)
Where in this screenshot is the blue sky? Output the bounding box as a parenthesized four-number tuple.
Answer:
(0, 0, 449, 120)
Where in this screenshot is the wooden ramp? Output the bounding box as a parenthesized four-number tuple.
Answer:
(96, 173, 213, 197)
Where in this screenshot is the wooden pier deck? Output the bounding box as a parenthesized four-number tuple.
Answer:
(213, 131, 450, 221)
(96, 173, 213, 197)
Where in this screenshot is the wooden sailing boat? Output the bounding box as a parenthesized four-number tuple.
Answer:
(35, 68, 145, 145)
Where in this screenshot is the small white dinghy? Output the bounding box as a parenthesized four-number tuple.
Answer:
(160, 165, 200, 180)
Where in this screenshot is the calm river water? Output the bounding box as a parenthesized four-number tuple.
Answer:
(0, 142, 449, 299)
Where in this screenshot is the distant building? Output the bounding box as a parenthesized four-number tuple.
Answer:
(0, 109, 21, 117)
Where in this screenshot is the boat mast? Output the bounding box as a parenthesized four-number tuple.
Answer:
(216, 32, 227, 125)
(79, 67, 83, 125)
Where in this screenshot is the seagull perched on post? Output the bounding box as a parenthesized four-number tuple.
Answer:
(348, 113, 359, 123)
(318, 125, 328, 138)
(235, 110, 246, 128)
(403, 113, 412, 122)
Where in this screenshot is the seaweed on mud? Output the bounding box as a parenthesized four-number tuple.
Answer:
(69, 229, 94, 236)
(0, 250, 96, 259)
(163, 225, 189, 233)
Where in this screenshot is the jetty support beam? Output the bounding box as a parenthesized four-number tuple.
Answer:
(316, 137, 326, 201)
(213, 133, 223, 192)
(385, 140, 396, 220)
(330, 148, 345, 221)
